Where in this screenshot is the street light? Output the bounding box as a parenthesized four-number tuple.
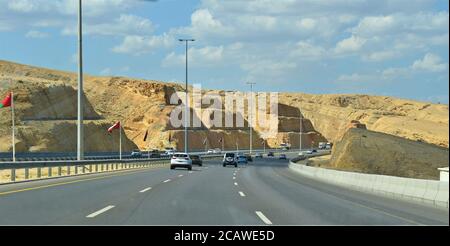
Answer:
(246, 82, 256, 155)
(299, 110, 303, 152)
(77, 0, 84, 160)
(179, 38, 195, 154)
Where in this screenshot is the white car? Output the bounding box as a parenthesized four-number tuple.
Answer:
(207, 149, 215, 154)
(170, 153, 193, 170)
(213, 148, 222, 154)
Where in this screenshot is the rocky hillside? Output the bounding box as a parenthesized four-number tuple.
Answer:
(0, 60, 448, 153)
(280, 93, 449, 148)
(329, 128, 449, 179)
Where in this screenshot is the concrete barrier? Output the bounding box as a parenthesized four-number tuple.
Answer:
(289, 161, 449, 209)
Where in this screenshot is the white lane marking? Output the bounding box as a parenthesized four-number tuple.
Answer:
(239, 191, 246, 197)
(139, 187, 152, 193)
(233, 177, 236, 180)
(255, 211, 272, 225)
(234, 182, 238, 186)
(163, 179, 171, 183)
(189, 171, 193, 174)
(86, 205, 115, 218)
(178, 174, 184, 177)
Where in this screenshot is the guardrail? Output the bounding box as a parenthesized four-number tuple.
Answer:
(289, 159, 449, 209)
(0, 154, 224, 185)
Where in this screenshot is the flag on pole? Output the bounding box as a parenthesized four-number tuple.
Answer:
(143, 129, 148, 141)
(108, 121, 120, 133)
(0, 92, 12, 108)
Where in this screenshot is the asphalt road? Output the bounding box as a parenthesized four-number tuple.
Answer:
(0, 156, 447, 225)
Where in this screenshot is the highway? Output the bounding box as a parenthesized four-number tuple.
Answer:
(0, 156, 448, 225)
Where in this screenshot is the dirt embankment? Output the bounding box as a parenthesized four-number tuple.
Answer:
(328, 128, 449, 180)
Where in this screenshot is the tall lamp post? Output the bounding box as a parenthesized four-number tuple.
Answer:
(179, 39, 195, 154)
(246, 82, 256, 155)
(299, 110, 303, 152)
(77, 0, 84, 160)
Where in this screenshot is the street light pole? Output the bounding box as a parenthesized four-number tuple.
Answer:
(299, 110, 302, 152)
(246, 82, 256, 155)
(77, 0, 84, 161)
(179, 39, 195, 154)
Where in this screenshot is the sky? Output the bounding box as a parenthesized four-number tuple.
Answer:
(0, 0, 449, 103)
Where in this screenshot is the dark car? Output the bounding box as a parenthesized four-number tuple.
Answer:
(267, 152, 274, 157)
(279, 154, 287, 160)
(246, 154, 253, 162)
(190, 155, 203, 166)
(223, 152, 237, 167)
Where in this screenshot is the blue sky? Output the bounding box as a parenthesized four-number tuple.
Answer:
(0, 0, 448, 103)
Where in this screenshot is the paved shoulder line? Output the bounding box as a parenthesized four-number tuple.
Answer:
(239, 191, 246, 197)
(139, 187, 152, 193)
(0, 169, 151, 197)
(255, 211, 272, 225)
(86, 205, 115, 218)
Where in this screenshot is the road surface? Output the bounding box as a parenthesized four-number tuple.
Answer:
(0, 156, 447, 225)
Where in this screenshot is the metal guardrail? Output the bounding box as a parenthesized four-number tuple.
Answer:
(0, 154, 224, 184)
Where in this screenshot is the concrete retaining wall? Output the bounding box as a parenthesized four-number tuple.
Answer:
(289, 161, 449, 209)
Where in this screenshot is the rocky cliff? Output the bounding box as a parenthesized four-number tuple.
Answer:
(0, 60, 448, 153)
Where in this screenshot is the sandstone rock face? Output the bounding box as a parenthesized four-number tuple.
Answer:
(329, 128, 449, 180)
(280, 93, 449, 148)
(0, 60, 448, 153)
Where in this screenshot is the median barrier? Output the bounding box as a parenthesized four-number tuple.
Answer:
(423, 181, 440, 205)
(435, 181, 449, 207)
(289, 160, 449, 209)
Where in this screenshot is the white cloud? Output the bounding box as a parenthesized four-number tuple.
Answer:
(290, 41, 326, 60)
(334, 35, 366, 54)
(412, 53, 448, 72)
(25, 30, 49, 38)
(62, 14, 154, 36)
(162, 46, 224, 67)
(337, 73, 374, 82)
(112, 34, 174, 55)
(362, 50, 397, 62)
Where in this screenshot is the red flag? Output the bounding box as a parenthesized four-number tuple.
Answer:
(0, 92, 12, 108)
(108, 121, 120, 133)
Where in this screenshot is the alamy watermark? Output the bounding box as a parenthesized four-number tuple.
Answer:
(169, 84, 279, 138)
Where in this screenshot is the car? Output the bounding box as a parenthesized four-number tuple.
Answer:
(223, 152, 238, 167)
(305, 150, 313, 154)
(255, 153, 263, 158)
(190, 155, 203, 166)
(245, 154, 253, 162)
(279, 154, 287, 160)
(131, 149, 142, 158)
(166, 150, 175, 156)
(207, 149, 215, 154)
(267, 152, 274, 157)
(237, 155, 248, 164)
(170, 153, 192, 170)
(312, 149, 318, 153)
(213, 148, 222, 154)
